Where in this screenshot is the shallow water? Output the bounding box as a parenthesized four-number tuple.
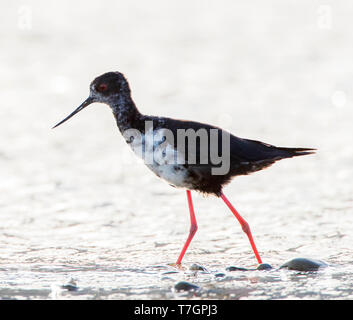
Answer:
(1, 0, 353, 299)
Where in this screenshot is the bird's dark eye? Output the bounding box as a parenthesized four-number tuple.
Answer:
(97, 83, 108, 92)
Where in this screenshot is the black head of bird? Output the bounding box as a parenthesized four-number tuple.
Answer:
(52, 72, 132, 129)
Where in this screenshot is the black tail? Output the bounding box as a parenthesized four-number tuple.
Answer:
(276, 147, 316, 158)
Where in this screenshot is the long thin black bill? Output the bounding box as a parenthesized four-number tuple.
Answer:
(52, 97, 95, 129)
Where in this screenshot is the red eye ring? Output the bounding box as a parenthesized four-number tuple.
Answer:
(97, 83, 107, 92)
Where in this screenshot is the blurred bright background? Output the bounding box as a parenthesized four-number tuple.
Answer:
(0, 0, 352, 299)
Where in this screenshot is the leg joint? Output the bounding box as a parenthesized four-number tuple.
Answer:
(189, 223, 198, 235)
(241, 220, 250, 234)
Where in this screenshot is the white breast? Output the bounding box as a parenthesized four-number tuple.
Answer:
(126, 128, 192, 188)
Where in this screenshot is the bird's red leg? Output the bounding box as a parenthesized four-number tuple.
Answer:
(176, 190, 198, 265)
(220, 192, 262, 264)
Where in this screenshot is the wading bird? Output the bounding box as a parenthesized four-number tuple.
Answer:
(53, 72, 315, 265)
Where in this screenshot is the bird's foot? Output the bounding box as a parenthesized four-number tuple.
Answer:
(168, 262, 186, 270)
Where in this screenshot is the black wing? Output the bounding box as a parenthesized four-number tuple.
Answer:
(161, 117, 314, 165)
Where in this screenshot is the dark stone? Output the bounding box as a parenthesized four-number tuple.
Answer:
(162, 271, 179, 275)
(257, 263, 273, 271)
(226, 266, 249, 272)
(174, 281, 200, 292)
(61, 279, 78, 291)
(61, 284, 78, 291)
(190, 263, 207, 271)
(214, 273, 226, 278)
(280, 258, 327, 271)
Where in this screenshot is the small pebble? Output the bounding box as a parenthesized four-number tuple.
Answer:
(190, 263, 207, 272)
(281, 258, 327, 272)
(174, 281, 200, 292)
(257, 263, 273, 271)
(61, 279, 78, 291)
(162, 271, 179, 275)
(214, 273, 226, 278)
(226, 266, 249, 272)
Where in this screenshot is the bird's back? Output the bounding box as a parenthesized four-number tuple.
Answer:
(161, 116, 314, 162)
(127, 115, 314, 195)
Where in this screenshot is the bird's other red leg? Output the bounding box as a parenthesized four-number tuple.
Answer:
(220, 192, 263, 264)
(176, 190, 198, 265)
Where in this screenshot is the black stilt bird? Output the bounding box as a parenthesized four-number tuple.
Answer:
(53, 72, 315, 265)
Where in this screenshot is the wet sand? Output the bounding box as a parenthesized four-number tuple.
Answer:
(1, 1, 353, 299)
